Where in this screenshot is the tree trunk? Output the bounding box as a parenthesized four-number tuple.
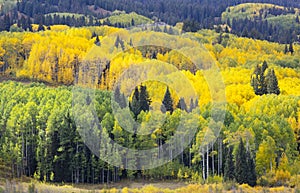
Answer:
(212, 143, 214, 176)
(206, 145, 209, 180)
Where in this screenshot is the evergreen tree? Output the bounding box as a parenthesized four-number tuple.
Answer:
(95, 36, 101, 46)
(129, 38, 133, 47)
(189, 98, 195, 112)
(224, 146, 235, 181)
(161, 87, 173, 113)
(3, 14, 11, 31)
(235, 138, 248, 184)
(289, 42, 294, 55)
(296, 15, 299, 23)
(27, 17, 33, 32)
(131, 18, 135, 26)
(163, 25, 168, 33)
(266, 69, 280, 95)
(250, 61, 278, 96)
(284, 44, 288, 54)
(139, 85, 151, 112)
(246, 151, 257, 187)
(168, 27, 174, 35)
(37, 23, 45, 31)
(129, 87, 140, 119)
(176, 98, 187, 112)
(115, 35, 120, 48)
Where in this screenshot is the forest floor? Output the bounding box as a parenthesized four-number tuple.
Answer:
(0, 179, 298, 193)
(0, 179, 189, 192)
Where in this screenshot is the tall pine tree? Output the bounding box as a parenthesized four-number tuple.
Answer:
(246, 151, 257, 187)
(235, 138, 248, 184)
(224, 146, 235, 181)
(176, 98, 187, 112)
(139, 85, 151, 112)
(161, 87, 173, 113)
(129, 87, 140, 119)
(266, 69, 280, 95)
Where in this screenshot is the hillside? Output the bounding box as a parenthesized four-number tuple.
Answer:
(1, 0, 300, 192)
(222, 3, 300, 29)
(1, 0, 300, 42)
(0, 25, 300, 189)
(102, 11, 153, 27)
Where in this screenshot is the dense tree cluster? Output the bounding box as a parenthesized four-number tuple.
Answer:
(229, 17, 300, 44)
(251, 61, 280, 95)
(1, 81, 298, 186)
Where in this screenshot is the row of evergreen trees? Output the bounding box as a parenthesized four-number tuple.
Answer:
(0, 13, 100, 32)
(224, 139, 257, 186)
(128, 85, 198, 119)
(230, 17, 300, 44)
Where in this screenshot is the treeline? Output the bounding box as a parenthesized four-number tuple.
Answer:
(0, 13, 100, 32)
(1, 0, 300, 42)
(229, 17, 300, 44)
(0, 81, 299, 187)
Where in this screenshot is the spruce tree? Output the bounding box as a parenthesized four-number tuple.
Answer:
(131, 18, 135, 26)
(176, 98, 187, 112)
(129, 87, 140, 119)
(37, 23, 45, 31)
(114, 86, 126, 108)
(251, 61, 280, 96)
(289, 42, 294, 55)
(224, 146, 235, 181)
(95, 36, 101, 46)
(189, 98, 195, 112)
(235, 138, 248, 184)
(266, 69, 280, 95)
(246, 151, 257, 187)
(161, 87, 173, 113)
(115, 35, 120, 48)
(284, 44, 288, 54)
(139, 85, 151, 112)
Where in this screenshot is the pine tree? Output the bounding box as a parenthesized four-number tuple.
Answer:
(251, 61, 279, 96)
(95, 36, 101, 46)
(163, 25, 168, 33)
(37, 23, 45, 31)
(115, 35, 120, 48)
(246, 151, 257, 187)
(189, 98, 195, 112)
(168, 27, 174, 35)
(176, 98, 187, 112)
(266, 69, 280, 95)
(129, 87, 140, 119)
(161, 87, 173, 113)
(289, 42, 294, 55)
(296, 15, 299, 23)
(129, 38, 133, 47)
(139, 85, 151, 112)
(284, 44, 288, 54)
(131, 18, 135, 26)
(224, 146, 235, 181)
(235, 138, 248, 184)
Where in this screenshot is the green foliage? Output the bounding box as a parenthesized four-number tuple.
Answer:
(222, 3, 300, 30)
(235, 139, 248, 184)
(161, 87, 174, 113)
(224, 146, 235, 181)
(251, 61, 280, 95)
(102, 12, 153, 27)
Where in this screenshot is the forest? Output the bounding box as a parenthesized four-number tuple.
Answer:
(1, 0, 300, 43)
(0, 0, 300, 192)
